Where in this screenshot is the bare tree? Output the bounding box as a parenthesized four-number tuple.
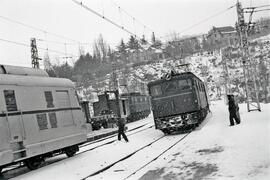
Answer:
(93, 34, 109, 62)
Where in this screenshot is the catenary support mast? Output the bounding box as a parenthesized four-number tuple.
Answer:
(236, 1, 261, 112)
(30, 38, 41, 69)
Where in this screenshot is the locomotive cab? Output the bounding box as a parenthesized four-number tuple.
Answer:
(148, 72, 209, 134)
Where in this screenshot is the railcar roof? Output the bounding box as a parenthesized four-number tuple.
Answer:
(0, 74, 75, 88)
(0, 64, 49, 77)
(147, 72, 202, 87)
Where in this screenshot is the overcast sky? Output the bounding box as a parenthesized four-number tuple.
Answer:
(0, 0, 269, 67)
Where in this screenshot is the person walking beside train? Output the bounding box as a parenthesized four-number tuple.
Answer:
(117, 118, 129, 142)
(227, 94, 241, 126)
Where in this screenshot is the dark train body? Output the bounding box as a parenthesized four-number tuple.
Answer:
(147, 72, 209, 134)
(121, 92, 151, 122)
(91, 91, 151, 130)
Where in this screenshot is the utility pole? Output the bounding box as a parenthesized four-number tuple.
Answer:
(30, 38, 42, 69)
(110, 63, 118, 91)
(119, 68, 129, 94)
(221, 47, 231, 96)
(236, 1, 261, 112)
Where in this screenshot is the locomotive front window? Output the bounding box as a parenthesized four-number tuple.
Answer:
(178, 79, 191, 90)
(163, 80, 179, 94)
(150, 85, 162, 96)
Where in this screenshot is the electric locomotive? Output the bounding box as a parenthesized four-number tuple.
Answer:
(147, 71, 209, 134)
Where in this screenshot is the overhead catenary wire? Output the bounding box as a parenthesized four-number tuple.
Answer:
(0, 15, 81, 43)
(179, 4, 236, 34)
(159, 4, 236, 39)
(244, 4, 270, 9)
(245, 8, 270, 13)
(0, 38, 77, 57)
(36, 39, 92, 45)
(110, 0, 156, 33)
(72, 0, 138, 38)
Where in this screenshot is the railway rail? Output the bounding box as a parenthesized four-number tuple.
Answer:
(82, 131, 192, 180)
(0, 123, 154, 178)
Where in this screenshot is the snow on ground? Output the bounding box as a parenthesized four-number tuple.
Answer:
(11, 121, 163, 180)
(133, 101, 270, 180)
(86, 114, 153, 139)
(7, 101, 270, 180)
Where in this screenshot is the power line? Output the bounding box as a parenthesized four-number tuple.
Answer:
(72, 0, 137, 37)
(244, 4, 270, 9)
(179, 4, 236, 34)
(0, 38, 77, 57)
(160, 4, 236, 39)
(36, 39, 92, 45)
(110, 0, 155, 33)
(245, 8, 270, 13)
(0, 15, 80, 43)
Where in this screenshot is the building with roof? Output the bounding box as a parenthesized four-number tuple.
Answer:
(119, 44, 165, 63)
(207, 26, 238, 47)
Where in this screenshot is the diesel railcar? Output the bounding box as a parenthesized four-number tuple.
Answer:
(0, 65, 87, 173)
(147, 71, 209, 134)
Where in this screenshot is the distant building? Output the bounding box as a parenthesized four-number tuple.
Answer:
(207, 26, 238, 47)
(254, 17, 270, 33)
(121, 44, 165, 63)
(166, 36, 202, 58)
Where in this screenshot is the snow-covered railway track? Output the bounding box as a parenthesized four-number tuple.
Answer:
(0, 123, 154, 179)
(123, 132, 191, 180)
(81, 135, 166, 180)
(78, 124, 154, 154)
(80, 123, 151, 148)
(81, 131, 192, 180)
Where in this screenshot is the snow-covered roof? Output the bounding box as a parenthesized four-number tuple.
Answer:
(214, 26, 235, 32)
(155, 49, 163, 53)
(221, 31, 237, 35)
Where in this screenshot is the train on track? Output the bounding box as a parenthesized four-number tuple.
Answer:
(147, 71, 209, 134)
(0, 65, 87, 173)
(91, 91, 151, 130)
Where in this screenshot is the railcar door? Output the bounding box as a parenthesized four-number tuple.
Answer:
(3, 90, 25, 143)
(55, 90, 74, 126)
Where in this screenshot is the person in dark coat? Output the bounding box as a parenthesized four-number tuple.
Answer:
(227, 94, 241, 126)
(118, 118, 129, 142)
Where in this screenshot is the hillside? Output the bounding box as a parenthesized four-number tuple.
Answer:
(78, 34, 270, 104)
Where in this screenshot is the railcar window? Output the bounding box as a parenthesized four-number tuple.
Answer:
(4, 90, 18, 111)
(178, 79, 191, 90)
(36, 113, 48, 130)
(49, 112, 57, 128)
(45, 91, 54, 108)
(150, 85, 162, 96)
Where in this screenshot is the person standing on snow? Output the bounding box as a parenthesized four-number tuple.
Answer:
(118, 118, 129, 142)
(227, 94, 241, 126)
